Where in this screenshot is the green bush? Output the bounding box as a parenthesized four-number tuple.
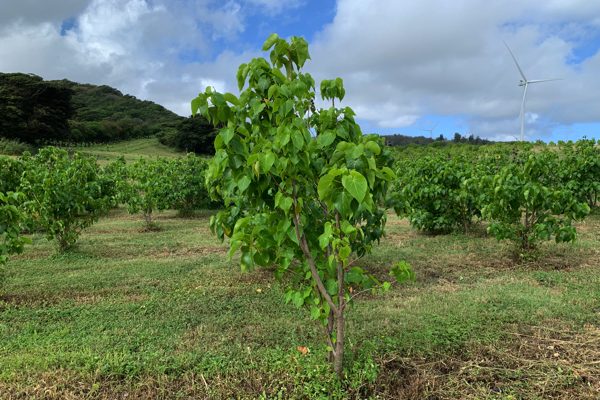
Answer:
(0, 138, 34, 156)
(389, 154, 480, 233)
(167, 154, 215, 215)
(558, 139, 599, 208)
(0, 156, 25, 193)
(20, 147, 113, 251)
(1, 191, 29, 287)
(479, 150, 590, 252)
(124, 158, 173, 229)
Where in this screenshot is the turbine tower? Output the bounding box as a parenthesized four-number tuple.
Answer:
(421, 122, 438, 139)
(503, 41, 561, 141)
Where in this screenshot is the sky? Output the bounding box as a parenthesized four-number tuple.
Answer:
(1, 0, 599, 142)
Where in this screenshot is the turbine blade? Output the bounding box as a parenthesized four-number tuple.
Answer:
(503, 41, 527, 82)
(527, 78, 562, 84)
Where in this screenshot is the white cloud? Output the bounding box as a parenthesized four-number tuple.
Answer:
(247, 0, 304, 16)
(0, 0, 599, 140)
(308, 0, 600, 139)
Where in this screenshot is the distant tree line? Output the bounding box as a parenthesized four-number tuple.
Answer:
(383, 132, 491, 146)
(0, 73, 216, 154)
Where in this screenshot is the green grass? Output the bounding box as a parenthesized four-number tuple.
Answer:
(74, 138, 183, 163)
(1, 210, 599, 399)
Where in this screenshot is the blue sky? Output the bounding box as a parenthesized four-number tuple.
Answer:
(1, 0, 599, 142)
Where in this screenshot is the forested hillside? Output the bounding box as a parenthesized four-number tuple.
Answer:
(0, 73, 216, 153)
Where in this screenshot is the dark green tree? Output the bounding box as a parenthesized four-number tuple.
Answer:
(0, 73, 73, 143)
(158, 116, 216, 154)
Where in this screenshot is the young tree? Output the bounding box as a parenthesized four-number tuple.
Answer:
(480, 151, 590, 254)
(167, 154, 215, 216)
(193, 34, 412, 376)
(125, 158, 173, 230)
(1, 192, 28, 289)
(19, 147, 113, 251)
(0, 156, 25, 194)
(389, 154, 480, 233)
(558, 139, 599, 208)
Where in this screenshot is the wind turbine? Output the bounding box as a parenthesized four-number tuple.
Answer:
(421, 122, 438, 139)
(503, 41, 561, 142)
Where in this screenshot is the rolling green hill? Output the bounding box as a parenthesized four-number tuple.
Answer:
(0, 73, 215, 153)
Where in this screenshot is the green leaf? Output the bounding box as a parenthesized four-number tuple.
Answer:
(223, 92, 239, 105)
(317, 130, 336, 148)
(365, 140, 381, 155)
(292, 291, 304, 307)
(262, 33, 279, 51)
(338, 244, 351, 260)
(293, 36, 310, 67)
(325, 279, 338, 296)
(342, 171, 368, 202)
(237, 176, 251, 192)
(220, 127, 234, 145)
(390, 261, 415, 283)
(291, 132, 304, 150)
(261, 152, 276, 174)
(318, 224, 332, 249)
(236, 63, 248, 91)
(317, 173, 336, 200)
(241, 251, 253, 271)
(333, 191, 353, 215)
(340, 220, 356, 235)
(310, 306, 321, 320)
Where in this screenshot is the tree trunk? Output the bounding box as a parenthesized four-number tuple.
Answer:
(143, 210, 153, 228)
(326, 310, 335, 363)
(333, 308, 345, 377)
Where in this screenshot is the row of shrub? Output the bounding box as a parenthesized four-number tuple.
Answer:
(388, 139, 598, 254)
(0, 148, 214, 264)
(2, 140, 598, 265)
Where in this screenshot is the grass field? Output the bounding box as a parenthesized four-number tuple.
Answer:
(1, 209, 599, 399)
(74, 138, 183, 163)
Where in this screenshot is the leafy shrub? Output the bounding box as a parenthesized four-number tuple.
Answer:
(0, 192, 28, 263)
(389, 154, 480, 233)
(0, 138, 34, 155)
(479, 150, 590, 252)
(125, 158, 173, 229)
(0, 156, 25, 194)
(0, 192, 29, 288)
(167, 154, 215, 215)
(19, 147, 113, 251)
(558, 139, 599, 208)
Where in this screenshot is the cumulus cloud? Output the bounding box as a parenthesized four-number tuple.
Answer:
(308, 0, 600, 139)
(0, 0, 599, 139)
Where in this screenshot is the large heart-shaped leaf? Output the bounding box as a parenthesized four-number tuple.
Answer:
(342, 171, 367, 202)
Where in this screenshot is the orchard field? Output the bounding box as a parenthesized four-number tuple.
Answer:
(1, 34, 599, 399)
(1, 146, 599, 398)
